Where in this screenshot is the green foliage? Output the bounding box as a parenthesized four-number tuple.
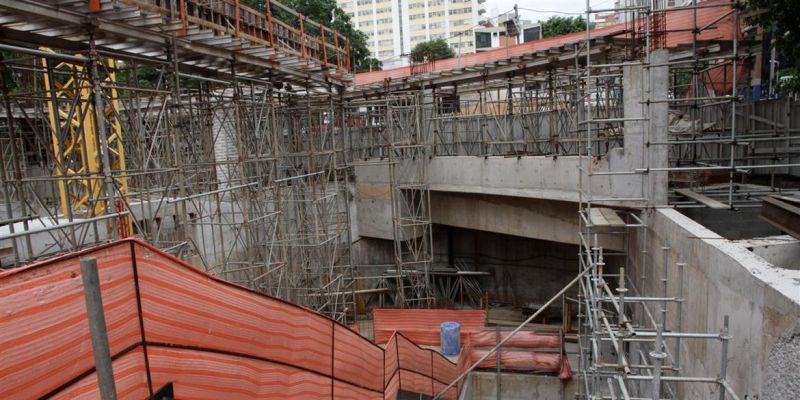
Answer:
(242, 0, 378, 71)
(116, 66, 162, 89)
(0, 51, 18, 92)
(410, 39, 455, 62)
(540, 16, 589, 39)
(776, 69, 800, 98)
(747, 0, 800, 68)
(359, 57, 383, 72)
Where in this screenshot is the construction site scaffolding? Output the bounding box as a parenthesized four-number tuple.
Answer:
(0, 30, 355, 322)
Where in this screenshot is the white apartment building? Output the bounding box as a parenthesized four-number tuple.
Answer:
(339, 0, 487, 68)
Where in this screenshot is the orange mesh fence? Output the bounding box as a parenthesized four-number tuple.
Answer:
(471, 350, 560, 370)
(373, 307, 572, 384)
(51, 347, 150, 400)
(373, 308, 486, 345)
(469, 330, 561, 348)
(0, 243, 140, 399)
(1, 239, 461, 399)
(382, 332, 459, 400)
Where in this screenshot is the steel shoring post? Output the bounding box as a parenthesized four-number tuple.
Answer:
(2, 56, 35, 261)
(340, 91, 357, 323)
(386, 91, 406, 307)
(88, 37, 119, 240)
(617, 266, 629, 396)
(718, 315, 730, 400)
(660, 241, 669, 330)
(650, 325, 666, 400)
(496, 325, 501, 400)
(167, 35, 191, 258)
(80, 257, 118, 400)
(0, 55, 21, 264)
(727, 5, 739, 208)
(675, 262, 685, 370)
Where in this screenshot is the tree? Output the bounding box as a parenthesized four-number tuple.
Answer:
(747, 0, 800, 67)
(359, 57, 383, 72)
(242, 0, 380, 72)
(747, 0, 800, 96)
(540, 16, 589, 39)
(410, 39, 455, 63)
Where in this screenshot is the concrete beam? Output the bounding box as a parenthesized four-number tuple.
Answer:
(430, 191, 624, 251)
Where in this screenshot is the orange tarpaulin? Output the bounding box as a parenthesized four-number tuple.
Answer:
(0, 239, 461, 399)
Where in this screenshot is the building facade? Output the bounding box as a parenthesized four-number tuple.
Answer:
(339, 0, 487, 68)
(474, 14, 540, 52)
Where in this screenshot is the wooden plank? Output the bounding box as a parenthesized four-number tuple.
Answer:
(599, 208, 626, 227)
(589, 208, 609, 226)
(674, 188, 729, 209)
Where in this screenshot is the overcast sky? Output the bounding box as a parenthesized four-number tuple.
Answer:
(486, 0, 619, 23)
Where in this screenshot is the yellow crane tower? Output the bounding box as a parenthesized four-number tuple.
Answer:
(40, 48, 131, 237)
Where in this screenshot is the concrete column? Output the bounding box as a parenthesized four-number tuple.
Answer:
(619, 49, 669, 206)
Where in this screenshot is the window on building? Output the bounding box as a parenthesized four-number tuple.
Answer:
(523, 26, 541, 42)
(377, 17, 392, 24)
(412, 23, 426, 30)
(378, 28, 393, 35)
(429, 0, 444, 6)
(429, 22, 444, 29)
(409, 2, 425, 9)
(429, 10, 444, 17)
(411, 35, 426, 42)
(449, 7, 471, 15)
(378, 39, 393, 46)
(378, 50, 393, 57)
(358, 9, 372, 16)
(410, 13, 425, 20)
(357, 0, 371, 5)
(475, 31, 491, 48)
(375, 6, 391, 13)
(360, 20, 373, 27)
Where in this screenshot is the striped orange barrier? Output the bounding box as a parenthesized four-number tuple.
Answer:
(0, 239, 461, 399)
(372, 308, 572, 382)
(373, 308, 486, 345)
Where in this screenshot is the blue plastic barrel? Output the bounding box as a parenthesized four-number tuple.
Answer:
(440, 321, 461, 356)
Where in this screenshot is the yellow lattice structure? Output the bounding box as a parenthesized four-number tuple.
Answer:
(40, 48, 130, 234)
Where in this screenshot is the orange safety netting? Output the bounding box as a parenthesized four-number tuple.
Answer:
(0, 239, 463, 399)
(373, 308, 486, 345)
(373, 308, 572, 381)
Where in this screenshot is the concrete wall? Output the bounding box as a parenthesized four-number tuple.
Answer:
(629, 208, 800, 399)
(739, 235, 800, 270)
